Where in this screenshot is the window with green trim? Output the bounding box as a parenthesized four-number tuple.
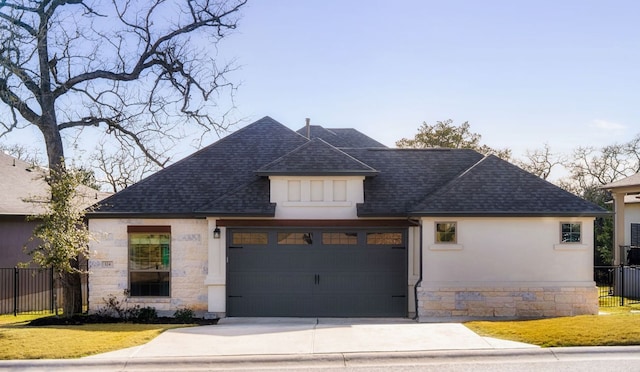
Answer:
(129, 231, 170, 297)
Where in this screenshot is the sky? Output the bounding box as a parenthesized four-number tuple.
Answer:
(215, 0, 639, 162)
(2, 0, 639, 180)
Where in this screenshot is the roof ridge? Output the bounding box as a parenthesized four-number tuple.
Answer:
(409, 154, 491, 210)
(255, 137, 378, 175)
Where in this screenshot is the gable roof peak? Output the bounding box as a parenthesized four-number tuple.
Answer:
(296, 124, 387, 148)
(256, 137, 378, 176)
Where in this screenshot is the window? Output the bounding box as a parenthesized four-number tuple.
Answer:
(366, 232, 403, 245)
(128, 226, 170, 297)
(561, 223, 581, 243)
(277, 232, 313, 245)
(322, 232, 358, 245)
(232, 232, 268, 245)
(435, 222, 456, 243)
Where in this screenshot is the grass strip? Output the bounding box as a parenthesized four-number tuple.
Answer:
(0, 314, 185, 359)
(466, 308, 640, 347)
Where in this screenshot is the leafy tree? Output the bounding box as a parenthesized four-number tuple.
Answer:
(25, 167, 91, 316)
(1, 0, 246, 315)
(396, 119, 511, 159)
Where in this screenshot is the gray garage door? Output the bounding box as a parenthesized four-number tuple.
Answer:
(227, 229, 407, 317)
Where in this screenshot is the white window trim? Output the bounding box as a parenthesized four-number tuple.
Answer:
(429, 243, 464, 251)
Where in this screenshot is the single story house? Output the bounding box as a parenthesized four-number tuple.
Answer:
(602, 174, 640, 264)
(87, 116, 607, 321)
(0, 151, 110, 267)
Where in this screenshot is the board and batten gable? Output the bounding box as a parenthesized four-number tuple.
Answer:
(269, 176, 365, 219)
(418, 216, 598, 321)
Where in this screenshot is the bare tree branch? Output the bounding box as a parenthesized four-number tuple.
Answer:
(0, 0, 245, 171)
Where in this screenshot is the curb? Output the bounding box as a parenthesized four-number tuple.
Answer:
(2, 346, 640, 370)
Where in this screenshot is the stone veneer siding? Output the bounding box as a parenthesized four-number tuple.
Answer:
(417, 285, 598, 321)
(88, 219, 209, 316)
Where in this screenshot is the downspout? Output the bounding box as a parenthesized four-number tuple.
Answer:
(413, 218, 423, 321)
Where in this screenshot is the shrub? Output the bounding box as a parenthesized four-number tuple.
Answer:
(96, 293, 157, 322)
(134, 307, 158, 323)
(173, 307, 195, 323)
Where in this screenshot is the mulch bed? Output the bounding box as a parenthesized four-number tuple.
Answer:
(28, 314, 219, 326)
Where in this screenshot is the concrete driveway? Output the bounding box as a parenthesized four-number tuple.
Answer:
(86, 318, 537, 359)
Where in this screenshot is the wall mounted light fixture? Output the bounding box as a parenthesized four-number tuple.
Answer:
(213, 227, 221, 239)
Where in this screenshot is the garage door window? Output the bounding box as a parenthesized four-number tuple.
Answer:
(128, 226, 171, 297)
(232, 232, 268, 245)
(278, 232, 313, 245)
(322, 232, 358, 245)
(366, 232, 403, 245)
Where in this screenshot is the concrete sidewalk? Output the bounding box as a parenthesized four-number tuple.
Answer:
(85, 317, 537, 359)
(4, 320, 640, 371)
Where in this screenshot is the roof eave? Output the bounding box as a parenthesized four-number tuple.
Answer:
(86, 212, 207, 219)
(408, 211, 611, 217)
(255, 171, 378, 177)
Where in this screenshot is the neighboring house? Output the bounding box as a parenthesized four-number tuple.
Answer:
(87, 116, 607, 321)
(0, 152, 110, 267)
(602, 174, 640, 264)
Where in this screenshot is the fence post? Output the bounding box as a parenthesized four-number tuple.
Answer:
(13, 267, 18, 316)
(621, 263, 625, 306)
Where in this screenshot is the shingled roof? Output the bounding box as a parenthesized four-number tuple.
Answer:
(410, 155, 607, 216)
(93, 116, 307, 216)
(0, 152, 110, 215)
(91, 116, 607, 218)
(297, 125, 387, 148)
(256, 138, 378, 176)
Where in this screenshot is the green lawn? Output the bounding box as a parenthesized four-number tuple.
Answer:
(465, 305, 640, 347)
(0, 314, 186, 359)
(3, 304, 640, 359)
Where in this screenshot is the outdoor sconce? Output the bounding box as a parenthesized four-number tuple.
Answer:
(213, 227, 221, 239)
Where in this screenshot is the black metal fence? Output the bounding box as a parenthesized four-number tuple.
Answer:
(595, 265, 640, 307)
(0, 267, 88, 316)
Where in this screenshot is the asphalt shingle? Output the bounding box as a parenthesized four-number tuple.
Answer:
(256, 138, 378, 176)
(94, 116, 307, 216)
(91, 117, 607, 218)
(296, 125, 387, 148)
(411, 155, 608, 216)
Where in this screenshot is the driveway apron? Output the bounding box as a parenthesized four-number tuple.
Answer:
(86, 318, 537, 359)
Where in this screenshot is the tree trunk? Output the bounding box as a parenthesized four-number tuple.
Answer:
(60, 271, 82, 316)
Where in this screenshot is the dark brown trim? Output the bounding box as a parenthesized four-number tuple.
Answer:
(216, 219, 417, 227)
(127, 225, 171, 233)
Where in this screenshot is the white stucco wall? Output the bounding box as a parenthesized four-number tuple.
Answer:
(624, 202, 640, 245)
(269, 176, 365, 219)
(417, 216, 598, 320)
(88, 218, 210, 316)
(422, 216, 594, 284)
